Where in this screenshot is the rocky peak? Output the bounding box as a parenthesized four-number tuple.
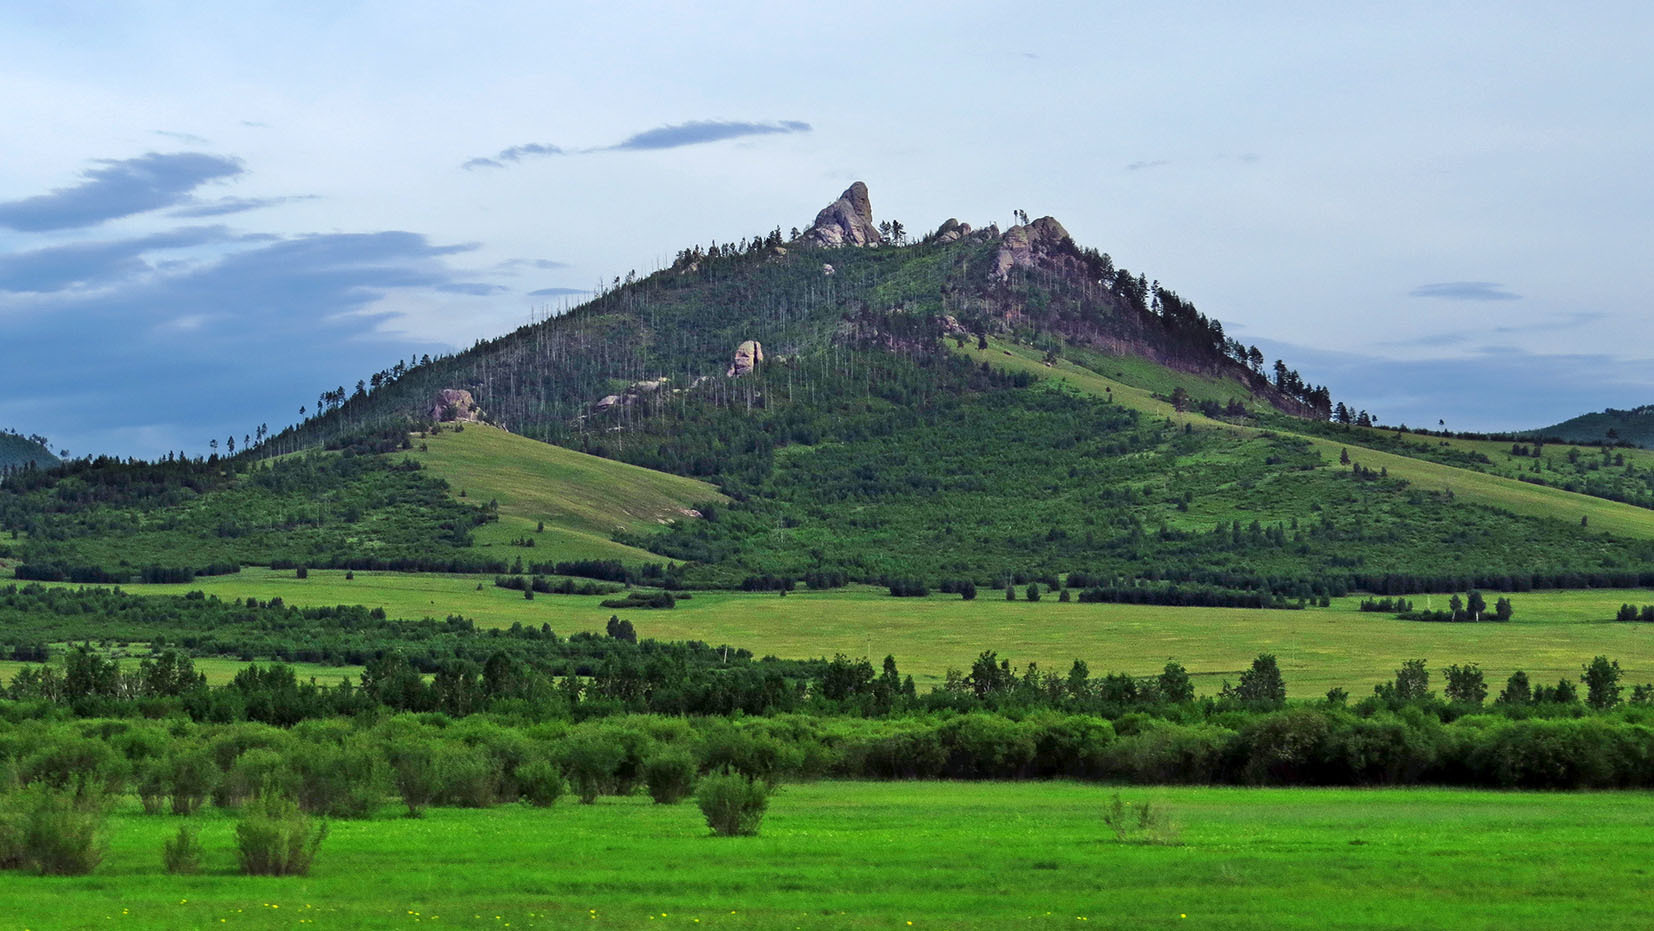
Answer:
(931, 218, 973, 244)
(993, 216, 1074, 280)
(799, 182, 883, 248)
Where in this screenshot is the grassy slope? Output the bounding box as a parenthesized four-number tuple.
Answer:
(1527, 406, 1654, 447)
(404, 423, 723, 563)
(55, 570, 1654, 694)
(9, 783, 1654, 931)
(0, 432, 56, 471)
(959, 339, 1654, 540)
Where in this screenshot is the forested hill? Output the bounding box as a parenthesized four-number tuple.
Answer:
(261, 182, 1333, 460)
(1527, 406, 1654, 448)
(0, 429, 56, 478)
(11, 184, 1654, 592)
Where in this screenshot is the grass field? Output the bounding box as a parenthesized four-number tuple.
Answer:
(34, 570, 1654, 695)
(957, 339, 1654, 540)
(6, 782, 1653, 930)
(404, 423, 721, 563)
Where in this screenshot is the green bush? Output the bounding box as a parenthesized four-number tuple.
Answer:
(643, 750, 697, 804)
(515, 759, 566, 807)
(162, 823, 202, 874)
(435, 746, 500, 808)
(236, 793, 327, 876)
(287, 738, 387, 818)
(560, 735, 625, 804)
(167, 749, 218, 815)
(695, 771, 769, 837)
(386, 739, 444, 817)
(17, 785, 108, 875)
(216, 748, 292, 809)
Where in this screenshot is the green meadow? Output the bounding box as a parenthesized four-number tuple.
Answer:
(7, 782, 1653, 931)
(35, 569, 1654, 694)
(406, 422, 721, 563)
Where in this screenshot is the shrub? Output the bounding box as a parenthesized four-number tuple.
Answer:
(696, 771, 769, 837)
(236, 793, 327, 876)
(162, 823, 202, 874)
(167, 749, 218, 815)
(515, 759, 566, 807)
(17, 786, 108, 875)
(1101, 792, 1179, 845)
(643, 750, 697, 804)
(560, 735, 625, 804)
(386, 739, 444, 817)
(287, 738, 387, 818)
(217, 748, 292, 809)
(436, 746, 501, 808)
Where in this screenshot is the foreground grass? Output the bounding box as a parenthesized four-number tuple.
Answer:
(34, 570, 1654, 694)
(7, 782, 1653, 930)
(404, 422, 722, 563)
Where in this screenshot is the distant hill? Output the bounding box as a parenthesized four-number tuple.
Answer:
(1525, 406, 1654, 448)
(0, 430, 56, 477)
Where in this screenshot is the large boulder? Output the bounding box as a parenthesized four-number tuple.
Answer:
(799, 182, 883, 248)
(727, 340, 765, 377)
(429, 388, 481, 423)
(993, 216, 1073, 280)
(931, 217, 973, 244)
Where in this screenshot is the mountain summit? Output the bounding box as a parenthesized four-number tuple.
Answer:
(801, 181, 883, 248)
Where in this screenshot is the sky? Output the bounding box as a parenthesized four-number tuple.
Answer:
(2, 2, 1651, 457)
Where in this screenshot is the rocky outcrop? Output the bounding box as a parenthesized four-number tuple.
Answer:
(993, 216, 1074, 280)
(593, 378, 670, 412)
(429, 389, 481, 423)
(799, 182, 883, 248)
(931, 218, 973, 244)
(727, 340, 765, 377)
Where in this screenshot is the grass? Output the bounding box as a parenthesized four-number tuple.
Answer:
(5, 782, 1653, 930)
(403, 422, 723, 563)
(956, 338, 1654, 540)
(43, 570, 1654, 696)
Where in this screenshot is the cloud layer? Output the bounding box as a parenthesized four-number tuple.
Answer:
(0, 153, 244, 231)
(1409, 281, 1522, 301)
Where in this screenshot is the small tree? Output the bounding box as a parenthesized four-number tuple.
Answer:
(1025, 583, 1041, 603)
(1582, 656, 1623, 710)
(1498, 670, 1532, 705)
(1157, 661, 1194, 704)
(1443, 664, 1487, 705)
(162, 823, 202, 875)
(1392, 659, 1431, 702)
(1223, 654, 1286, 708)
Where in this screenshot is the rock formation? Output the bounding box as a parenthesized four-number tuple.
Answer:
(993, 217, 1073, 280)
(429, 389, 481, 423)
(727, 340, 765, 377)
(799, 182, 883, 248)
(931, 218, 973, 244)
(593, 378, 670, 412)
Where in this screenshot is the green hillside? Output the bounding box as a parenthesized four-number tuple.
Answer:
(404, 422, 722, 563)
(1526, 405, 1654, 448)
(0, 430, 56, 476)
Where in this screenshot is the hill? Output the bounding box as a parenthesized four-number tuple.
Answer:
(0, 429, 56, 477)
(11, 182, 1654, 595)
(1526, 405, 1654, 448)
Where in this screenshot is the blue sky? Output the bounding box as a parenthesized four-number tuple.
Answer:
(2, 2, 1651, 457)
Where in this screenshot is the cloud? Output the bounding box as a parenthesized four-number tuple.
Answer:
(170, 195, 318, 218)
(463, 142, 565, 170)
(462, 120, 812, 169)
(154, 130, 210, 145)
(0, 226, 236, 293)
(0, 152, 245, 231)
(1408, 281, 1522, 301)
(528, 286, 586, 297)
(1, 229, 485, 457)
(1126, 159, 1171, 171)
(608, 119, 811, 151)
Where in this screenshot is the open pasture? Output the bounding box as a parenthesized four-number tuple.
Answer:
(35, 570, 1654, 694)
(6, 782, 1653, 931)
